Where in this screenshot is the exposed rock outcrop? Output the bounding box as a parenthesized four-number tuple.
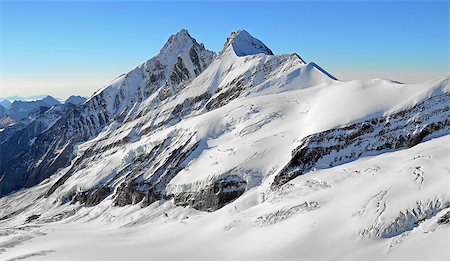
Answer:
(437, 210, 450, 225)
(173, 175, 247, 212)
(113, 182, 161, 207)
(273, 93, 450, 188)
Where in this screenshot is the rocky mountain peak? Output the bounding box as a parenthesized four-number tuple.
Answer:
(160, 29, 197, 55)
(222, 30, 274, 57)
(149, 29, 215, 84)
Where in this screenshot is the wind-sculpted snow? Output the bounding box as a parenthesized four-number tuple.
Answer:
(0, 29, 449, 260)
(255, 201, 320, 226)
(360, 198, 449, 238)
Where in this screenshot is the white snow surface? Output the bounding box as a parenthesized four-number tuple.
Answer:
(0, 135, 448, 261)
(224, 30, 274, 57)
(0, 29, 449, 260)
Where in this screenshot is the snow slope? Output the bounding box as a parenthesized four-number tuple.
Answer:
(0, 135, 448, 261)
(223, 30, 274, 56)
(0, 29, 448, 261)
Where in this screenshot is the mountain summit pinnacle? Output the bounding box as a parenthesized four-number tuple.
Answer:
(222, 30, 274, 57)
(159, 29, 197, 54)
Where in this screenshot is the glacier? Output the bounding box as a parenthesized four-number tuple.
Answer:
(0, 29, 448, 261)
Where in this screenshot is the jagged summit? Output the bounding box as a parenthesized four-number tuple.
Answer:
(145, 29, 215, 79)
(222, 30, 274, 57)
(89, 28, 215, 112)
(158, 29, 213, 61)
(160, 29, 196, 54)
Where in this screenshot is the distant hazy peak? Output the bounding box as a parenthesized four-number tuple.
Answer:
(0, 100, 11, 108)
(222, 30, 274, 57)
(42, 95, 60, 106)
(65, 95, 87, 105)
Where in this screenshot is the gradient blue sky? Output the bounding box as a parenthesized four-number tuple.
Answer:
(0, 1, 449, 99)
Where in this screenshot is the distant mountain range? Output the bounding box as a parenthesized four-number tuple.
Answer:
(0, 95, 87, 120)
(0, 95, 87, 106)
(0, 95, 50, 103)
(0, 100, 12, 108)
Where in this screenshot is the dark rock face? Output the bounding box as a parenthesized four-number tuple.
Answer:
(170, 57, 191, 85)
(189, 46, 202, 76)
(113, 182, 161, 207)
(114, 182, 144, 207)
(205, 76, 246, 111)
(437, 211, 450, 225)
(113, 182, 156, 207)
(71, 191, 87, 205)
(112, 174, 247, 212)
(85, 186, 112, 207)
(25, 214, 41, 223)
(272, 93, 450, 188)
(173, 175, 247, 212)
(68, 186, 112, 207)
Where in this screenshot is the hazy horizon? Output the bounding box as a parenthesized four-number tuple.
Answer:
(1, 1, 448, 99)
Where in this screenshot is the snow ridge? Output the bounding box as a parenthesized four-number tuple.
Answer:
(223, 30, 274, 57)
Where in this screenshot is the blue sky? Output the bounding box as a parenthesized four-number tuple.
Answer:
(0, 1, 448, 99)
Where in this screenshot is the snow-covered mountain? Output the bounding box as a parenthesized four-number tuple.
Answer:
(1, 95, 60, 121)
(65, 96, 87, 105)
(0, 29, 448, 261)
(0, 100, 12, 109)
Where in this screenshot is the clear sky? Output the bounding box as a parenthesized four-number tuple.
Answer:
(0, 1, 448, 99)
